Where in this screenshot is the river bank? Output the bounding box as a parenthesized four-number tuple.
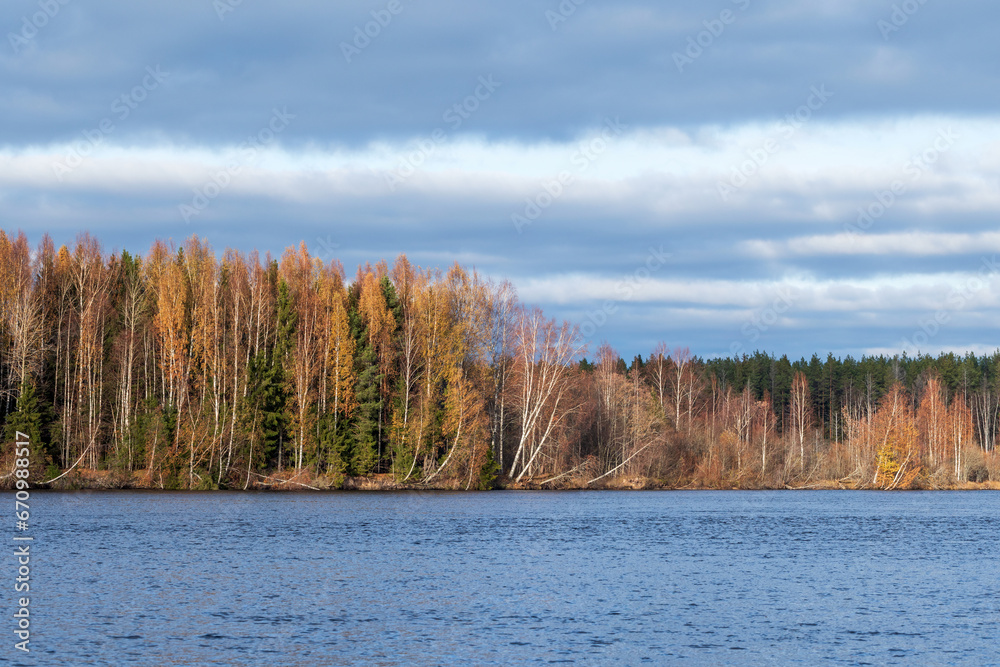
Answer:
(11, 468, 1000, 492)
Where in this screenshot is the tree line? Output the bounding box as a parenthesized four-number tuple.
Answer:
(1, 230, 997, 489)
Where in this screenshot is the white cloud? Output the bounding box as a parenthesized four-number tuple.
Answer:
(744, 232, 1000, 258)
(4, 115, 997, 214)
(515, 270, 1000, 312)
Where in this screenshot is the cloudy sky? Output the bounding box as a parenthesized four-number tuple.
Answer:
(2, 0, 999, 361)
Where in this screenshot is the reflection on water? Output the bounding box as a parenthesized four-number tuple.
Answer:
(22, 491, 1000, 665)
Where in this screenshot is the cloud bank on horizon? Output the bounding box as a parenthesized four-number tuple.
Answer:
(2, 0, 999, 361)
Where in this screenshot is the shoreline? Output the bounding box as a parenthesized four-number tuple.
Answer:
(10, 469, 1000, 492)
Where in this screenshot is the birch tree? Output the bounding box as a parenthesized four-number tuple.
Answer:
(508, 307, 584, 481)
(789, 372, 813, 473)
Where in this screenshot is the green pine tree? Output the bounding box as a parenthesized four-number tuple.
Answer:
(349, 343, 381, 476)
(477, 446, 501, 490)
(316, 411, 350, 483)
(244, 351, 288, 470)
(4, 382, 51, 479)
(271, 279, 296, 469)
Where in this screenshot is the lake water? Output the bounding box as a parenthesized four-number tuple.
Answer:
(14, 491, 1000, 665)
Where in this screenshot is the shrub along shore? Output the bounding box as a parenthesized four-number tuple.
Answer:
(11, 468, 1000, 492)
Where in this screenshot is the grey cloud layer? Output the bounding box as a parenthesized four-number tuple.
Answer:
(3, 0, 999, 147)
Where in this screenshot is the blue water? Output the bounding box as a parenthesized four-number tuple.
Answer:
(12, 491, 1000, 665)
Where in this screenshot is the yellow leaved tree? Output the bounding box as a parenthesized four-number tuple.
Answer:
(872, 383, 921, 489)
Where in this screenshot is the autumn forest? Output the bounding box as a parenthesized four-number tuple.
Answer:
(2, 230, 999, 490)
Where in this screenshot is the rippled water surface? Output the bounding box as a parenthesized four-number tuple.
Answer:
(19, 491, 1000, 665)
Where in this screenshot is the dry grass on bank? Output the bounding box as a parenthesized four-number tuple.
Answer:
(7, 467, 1000, 492)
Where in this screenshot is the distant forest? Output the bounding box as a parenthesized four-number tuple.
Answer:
(1, 230, 998, 490)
